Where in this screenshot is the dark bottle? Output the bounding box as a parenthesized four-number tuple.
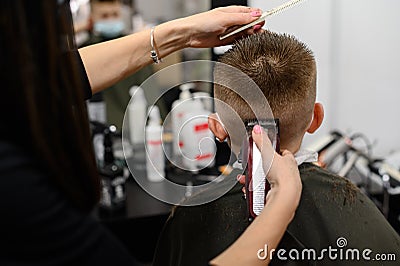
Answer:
(98, 125, 127, 213)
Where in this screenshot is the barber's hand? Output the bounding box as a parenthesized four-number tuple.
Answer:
(238, 125, 302, 214)
(180, 6, 265, 48)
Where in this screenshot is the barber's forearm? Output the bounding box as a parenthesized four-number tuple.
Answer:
(238, 195, 295, 263)
(210, 192, 296, 266)
(79, 19, 189, 94)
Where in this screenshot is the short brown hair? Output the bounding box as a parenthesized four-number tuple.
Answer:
(214, 31, 316, 145)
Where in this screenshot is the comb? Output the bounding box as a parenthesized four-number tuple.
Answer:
(219, 0, 308, 40)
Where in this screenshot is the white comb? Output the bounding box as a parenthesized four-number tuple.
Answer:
(219, 0, 308, 40)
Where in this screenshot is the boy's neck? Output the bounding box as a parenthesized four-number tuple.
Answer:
(280, 136, 303, 155)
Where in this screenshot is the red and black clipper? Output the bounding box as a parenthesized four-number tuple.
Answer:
(242, 119, 280, 222)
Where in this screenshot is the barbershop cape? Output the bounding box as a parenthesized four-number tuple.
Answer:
(153, 163, 400, 266)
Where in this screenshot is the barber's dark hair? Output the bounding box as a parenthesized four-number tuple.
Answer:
(214, 31, 316, 144)
(0, 0, 99, 211)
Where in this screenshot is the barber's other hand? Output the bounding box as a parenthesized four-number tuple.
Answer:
(180, 6, 265, 48)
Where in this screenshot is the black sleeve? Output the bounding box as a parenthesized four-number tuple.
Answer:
(0, 141, 138, 266)
(72, 49, 92, 100)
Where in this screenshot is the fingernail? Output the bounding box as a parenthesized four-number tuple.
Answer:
(250, 11, 261, 17)
(253, 125, 262, 134)
(236, 174, 242, 181)
(253, 24, 262, 30)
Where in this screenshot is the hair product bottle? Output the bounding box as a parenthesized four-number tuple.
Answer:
(180, 98, 215, 171)
(145, 105, 165, 182)
(87, 93, 107, 164)
(128, 85, 147, 146)
(171, 83, 195, 162)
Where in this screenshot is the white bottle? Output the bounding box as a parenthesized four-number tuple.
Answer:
(86, 93, 106, 165)
(128, 86, 147, 146)
(192, 91, 213, 113)
(145, 105, 165, 182)
(180, 99, 215, 171)
(171, 83, 195, 159)
(86, 93, 106, 124)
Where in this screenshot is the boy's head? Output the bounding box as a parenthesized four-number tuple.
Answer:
(209, 31, 324, 154)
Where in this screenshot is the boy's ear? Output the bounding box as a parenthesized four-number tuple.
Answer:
(208, 113, 228, 141)
(307, 103, 324, 134)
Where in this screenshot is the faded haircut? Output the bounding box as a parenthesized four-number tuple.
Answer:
(214, 30, 316, 145)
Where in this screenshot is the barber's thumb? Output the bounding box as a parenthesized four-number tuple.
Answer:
(251, 125, 274, 163)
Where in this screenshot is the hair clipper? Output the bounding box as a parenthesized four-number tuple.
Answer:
(242, 119, 280, 222)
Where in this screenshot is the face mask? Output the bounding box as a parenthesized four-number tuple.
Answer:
(94, 19, 125, 39)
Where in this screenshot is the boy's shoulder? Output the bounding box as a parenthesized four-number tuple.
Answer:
(298, 162, 359, 207)
(153, 169, 248, 266)
(168, 168, 248, 230)
(153, 164, 400, 266)
(284, 163, 400, 264)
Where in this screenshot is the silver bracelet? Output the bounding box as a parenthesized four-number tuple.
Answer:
(150, 26, 162, 64)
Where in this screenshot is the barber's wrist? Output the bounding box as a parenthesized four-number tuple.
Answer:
(266, 187, 301, 213)
(155, 19, 190, 57)
(260, 195, 297, 227)
(174, 18, 193, 49)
